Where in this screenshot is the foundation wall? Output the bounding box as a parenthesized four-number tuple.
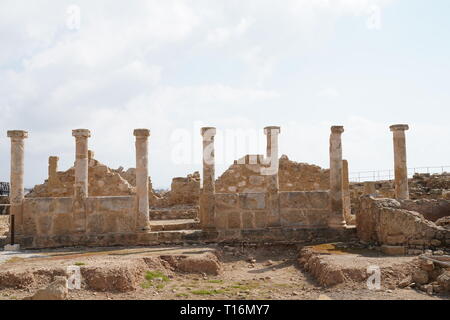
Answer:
(214, 191, 330, 230)
(356, 196, 450, 249)
(22, 196, 136, 237)
(399, 199, 450, 222)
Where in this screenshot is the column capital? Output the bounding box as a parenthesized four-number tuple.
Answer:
(331, 126, 344, 134)
(7, 130, 28, 139)
(390, 124, 409, 132)
(264, 126, 281, 135)
(72, 129, 91, 138)
(201, 127, 216, 139)
(134, 128, 150, 137)
(49, 156, 59, 162)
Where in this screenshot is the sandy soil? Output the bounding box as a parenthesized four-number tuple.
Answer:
(0, 244, 448, 301)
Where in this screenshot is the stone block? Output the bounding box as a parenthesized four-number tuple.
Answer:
(386, 234, 406, 245)
(4, 244, 20, 251)
(381, 245, 406, 256)
(254, 211, 268, 229)
(239, 193, 266, 210)
(228, 211, 242, 229)
(214, 212, 228, 230)
(52, 214, 72, 236)
(214, 193, 239, 212)
(279, 191, 329, 209)
(242, 211, 256, 229)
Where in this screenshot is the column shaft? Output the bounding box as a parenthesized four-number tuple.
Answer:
(72, 129, 90, 233)
(7, 131, 28, 234)
(342, 159, 352, 224)
(48, 156, 60, 187)
(72, 129, 90, 199)
(134, 129, 150, 231)
(390, 124, 409, 200)
(263, 126, 281, 228)
(200, 127, 216, 230)
(329, 126, 346, 228)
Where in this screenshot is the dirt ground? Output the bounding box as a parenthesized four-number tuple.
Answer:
(0, 244, 448, 301)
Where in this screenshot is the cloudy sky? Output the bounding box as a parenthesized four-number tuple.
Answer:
(0, 0, 449, 189)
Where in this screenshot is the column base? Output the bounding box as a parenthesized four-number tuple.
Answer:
(137, 226, 151, 232)
(328, 216, 347, 229)
(4, 244, 21, 251)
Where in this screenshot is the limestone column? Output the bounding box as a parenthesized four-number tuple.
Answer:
(71, 129, 90, 233)
(390, 124, 410, 200)
(200, 127, 216, 230)
(263, 126, 281, 227)
(342, 159, 352, 224)
(72, 129, 91, 199)
(329, 126, 346, 228)
(7, 130, 28, 235)
(48, 156, 60, 187)
(134, 129, 151, 231)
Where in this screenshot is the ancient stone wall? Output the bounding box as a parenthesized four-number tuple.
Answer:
(152, 172, 200, 208)
(28, 153, 200, 211)
(399, 199, 450, 222)
(22, 196, 136, 238)
(28, 154, 135, 198)
(214, 191, 330, 230)
(215, 155, 329, 194)
(356, 196, 450, 252)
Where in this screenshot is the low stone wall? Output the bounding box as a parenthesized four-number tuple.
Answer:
(279, 191, 329, 228)
(214, 191, 330, 230)
(214, 193, 268, 230)
(10, 227, 357, 249)
(22, 196, 136, 237)
(356, 196, 450, 251)
(399, 199, 450, 222)
(149, 206, 199, 220)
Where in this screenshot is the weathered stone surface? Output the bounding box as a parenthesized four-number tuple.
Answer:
(216, 155, 330, 194)
(279, 191, 329, 209)
(437, 271, 450, 292)
(381, 245, 405, 256)
(412, 269, 429, 285)
(356, 196, 449, 249)
(239, 193, 266, 210)
(28, 276, 68, 300)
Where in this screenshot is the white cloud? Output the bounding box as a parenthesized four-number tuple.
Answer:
(6, 0, 442, 190)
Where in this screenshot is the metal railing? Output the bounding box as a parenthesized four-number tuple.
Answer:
(0, 182, 9, 196)
(349, 166, 450, 183)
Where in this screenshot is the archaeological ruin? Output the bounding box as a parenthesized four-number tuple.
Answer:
(0, 124, 449, 256)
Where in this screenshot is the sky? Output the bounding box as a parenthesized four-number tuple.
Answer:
(0, 0, 449, 189)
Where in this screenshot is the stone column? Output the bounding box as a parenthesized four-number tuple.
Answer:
(329, 126, 346, 228)
(72, 129, 91, 199)
(390, 124, 410, 200)
(200, 127, 216, 230)
(263, 126, 281, 227)
(7, 130, 28, 234)
(134, 129, 151, 231)
(48, 156, 60, 187)
(342, 159, 352, 224)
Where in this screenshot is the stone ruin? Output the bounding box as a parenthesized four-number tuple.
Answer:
(0, 124, 448, 254)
